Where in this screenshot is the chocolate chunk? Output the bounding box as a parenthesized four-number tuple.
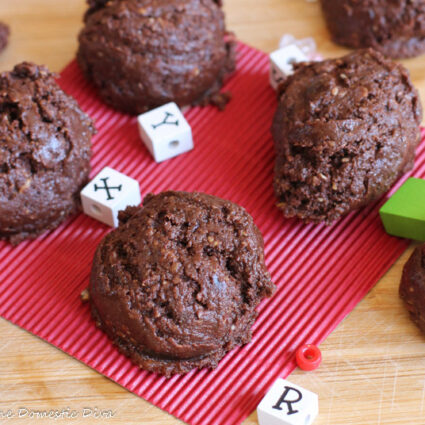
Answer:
(84, 0, 111, 19)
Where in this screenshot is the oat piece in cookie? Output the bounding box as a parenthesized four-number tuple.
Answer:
(0, 22, 9, 53)
(77, 0, 236, 115)
(400, 244, 425, 334)
(0, 62, 95, 244)
(320, 0, 425, 59)
(272, 48, 422, 224)
(89, 191, 274, 376)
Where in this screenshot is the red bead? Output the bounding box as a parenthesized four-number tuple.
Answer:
(296, 344, 322, 371)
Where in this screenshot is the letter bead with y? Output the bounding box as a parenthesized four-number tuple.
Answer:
(137, 102, 193, 163)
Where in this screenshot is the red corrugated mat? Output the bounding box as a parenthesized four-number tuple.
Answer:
(0, 42, 421, 425)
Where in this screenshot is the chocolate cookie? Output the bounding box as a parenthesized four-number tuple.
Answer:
(400, 245, 425, 334)
(89, 191, 274, 376)
(0, 62, 95, 244)
(272, 49, 422, 224)
(77, 0, 236, 115)
(0, 22, 9, 53)
(320, 0, 425, 59)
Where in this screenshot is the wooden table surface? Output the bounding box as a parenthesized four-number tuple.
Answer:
(1, 1, 425, 424)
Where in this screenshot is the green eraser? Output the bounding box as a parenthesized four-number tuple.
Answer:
(379, 177, 425, 241)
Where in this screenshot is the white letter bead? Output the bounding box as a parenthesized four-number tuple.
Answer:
(137, 102, 193, 163)
(294, 37, 317, 57)
(80, 167, 141, 227)
(279, 34, 317, 57)
(279, 34, 297, 49)
(269, 45, 308, 90)
(257, 379, 318, 425)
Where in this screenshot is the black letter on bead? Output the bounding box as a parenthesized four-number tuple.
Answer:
(152, 112, 179, 129)
(94, 177, 122, 201)
(272, 386, 303, 415)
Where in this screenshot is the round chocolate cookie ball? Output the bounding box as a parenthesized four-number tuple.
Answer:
(0, 62, 95, 244)
(77, 0, 236, 115)
(89, 191, 274, 376)
(272, 49, 422, 224)
(320, 0, 425, 59)
(0, 22, 9, 53)
(400, 245, 425, 334)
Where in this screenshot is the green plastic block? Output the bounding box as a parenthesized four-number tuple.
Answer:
(379, 178, 425, 241)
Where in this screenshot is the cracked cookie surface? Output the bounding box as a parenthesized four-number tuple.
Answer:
(272, 49, 422, 224)
(89, 191, 274, 376)
(0, 62, 95, 244)
(77, 0, 236, 115)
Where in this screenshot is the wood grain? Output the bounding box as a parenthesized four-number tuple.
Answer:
(1, 1, 425, 424)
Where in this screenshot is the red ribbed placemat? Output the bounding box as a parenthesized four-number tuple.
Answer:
(0, 42, 421, 425)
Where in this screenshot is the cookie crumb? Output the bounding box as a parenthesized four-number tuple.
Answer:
(80, 289, 90, 303)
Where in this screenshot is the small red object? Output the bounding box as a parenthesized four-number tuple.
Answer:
(296, 344, 322, 371)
